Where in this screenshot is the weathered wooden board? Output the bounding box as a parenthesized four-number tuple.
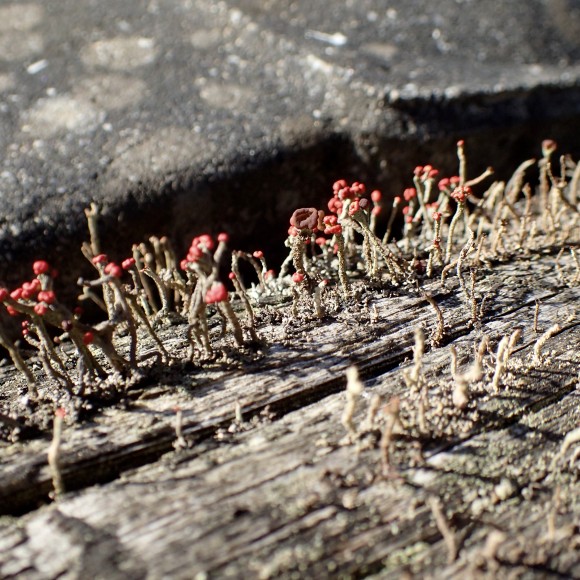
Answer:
(0, 253, 574, 514)
(0, 251, 578, 578)
(0, 331, 577, 578)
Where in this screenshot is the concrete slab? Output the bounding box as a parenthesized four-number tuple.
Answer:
(1, 0, 580, 290)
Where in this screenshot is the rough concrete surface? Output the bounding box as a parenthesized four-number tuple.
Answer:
(1, 0, 580, 289)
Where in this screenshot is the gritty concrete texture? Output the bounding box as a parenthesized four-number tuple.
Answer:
(1, 0, 580, 290)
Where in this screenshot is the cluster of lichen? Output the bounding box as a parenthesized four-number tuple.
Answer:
(0, 140, 578, 406)
(283, 139, 578, 322)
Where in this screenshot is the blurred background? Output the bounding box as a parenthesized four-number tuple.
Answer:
(1, 0, 580, 294)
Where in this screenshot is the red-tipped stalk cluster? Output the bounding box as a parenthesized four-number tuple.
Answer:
(285, 180, 407, 302)
(4, 138, 578, 401)
(179, 232, 248, 356)
(0, 260, 128, 394)
(0, 225, 259, 396)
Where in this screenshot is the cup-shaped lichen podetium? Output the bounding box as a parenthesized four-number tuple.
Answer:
(289, 207, 325, 280)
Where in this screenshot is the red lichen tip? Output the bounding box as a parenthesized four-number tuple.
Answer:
(370, 189, 382, 203)
(324, 224, 342, 235)
(122, 257, 136, 270)
(37, 290, 56, 305)
(292, 272, 305, 284)
(32, 260, 50, 276)
(33, 303, 48, 316)
(92, 254, 108, 265)
(228, 272, 236, 280)
(104, 262, 123, 278)
(186, 235, 216, 263)
(252, 250, 264, 259)
(0, 288, 8, 302)
(338, 186, 355, 201)
(217, 232, 229, 243)
(348, 200, 360, 216)
(83, 331, 94, 345)
(195, 234, 215, 252)
(327, 197, 343, 214)
(21, 281, 40, 299)
(432, 211, 442, 221)
(55, 408, 66, 419)
(451, 186, 472, 204)
(205, 282, 228, 304)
